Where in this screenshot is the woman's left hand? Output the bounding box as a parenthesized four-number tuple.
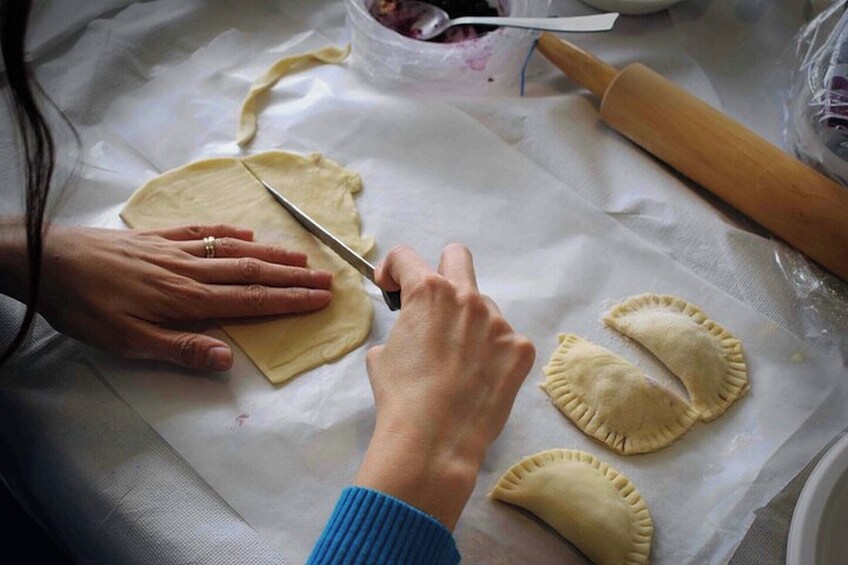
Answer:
(37, 223, 333, 371)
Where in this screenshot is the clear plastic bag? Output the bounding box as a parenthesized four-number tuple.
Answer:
(782, 0, 848, 357)
(345, 0, 551, 94)
(786, 0, 848, 185)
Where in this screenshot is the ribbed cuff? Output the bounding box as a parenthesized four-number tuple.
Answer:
(308, 487, 460, 565)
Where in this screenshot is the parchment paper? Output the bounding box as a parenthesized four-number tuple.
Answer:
(86, 60, 847, 565)
(23, 0, 847, 563)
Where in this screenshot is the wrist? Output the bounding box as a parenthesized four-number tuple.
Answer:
(0, 217, 31, 302)
(354, 420, 480, 531)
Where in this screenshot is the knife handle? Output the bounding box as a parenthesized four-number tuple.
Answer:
(381, 289, 402, 311)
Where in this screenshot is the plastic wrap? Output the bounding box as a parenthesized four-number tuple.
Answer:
(786, 0, 848, 184)
(781, 0, 848, 358)
(345, 0, 550, 94)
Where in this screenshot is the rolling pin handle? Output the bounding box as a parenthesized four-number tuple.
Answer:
(537, 32, 618, 98)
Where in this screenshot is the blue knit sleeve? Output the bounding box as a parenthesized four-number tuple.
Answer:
(308, 487, 461, 564)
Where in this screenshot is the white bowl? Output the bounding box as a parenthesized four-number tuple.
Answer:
(579, 0, 684, 16)
(787, 432, 848, 565)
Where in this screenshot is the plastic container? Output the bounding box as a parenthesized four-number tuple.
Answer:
(345, 0, 551, 94)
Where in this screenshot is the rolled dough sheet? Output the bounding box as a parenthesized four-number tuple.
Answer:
(121, 150, 373, 384)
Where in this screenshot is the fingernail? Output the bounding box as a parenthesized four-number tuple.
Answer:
(310, 289, 332, 304)
(206, 346, 232, 371)
(312, 270, 333, 288)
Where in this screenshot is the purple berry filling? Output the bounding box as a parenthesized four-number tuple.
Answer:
(372, 0, 501, 43)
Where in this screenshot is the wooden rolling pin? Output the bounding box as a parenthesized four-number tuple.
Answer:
(538, 33, 848, 282)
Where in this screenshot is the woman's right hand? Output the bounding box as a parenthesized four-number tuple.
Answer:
(354, 244, 536, 530)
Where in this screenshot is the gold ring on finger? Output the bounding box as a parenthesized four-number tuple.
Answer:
(203, 236, 216, 258)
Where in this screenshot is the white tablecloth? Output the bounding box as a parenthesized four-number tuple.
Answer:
(1, 1, 846, 563)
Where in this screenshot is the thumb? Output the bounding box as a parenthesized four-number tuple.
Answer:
(130, 322, 233, 371)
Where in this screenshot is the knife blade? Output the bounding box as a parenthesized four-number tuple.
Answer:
(240, 161, 401, 311)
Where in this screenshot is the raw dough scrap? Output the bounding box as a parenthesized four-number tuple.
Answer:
(121, 150, 373, 384)
(489, 449, 653, 565)
(237, 45, 351, 146)
(544, 334, 698, 455)
(604, 293, 749, 421)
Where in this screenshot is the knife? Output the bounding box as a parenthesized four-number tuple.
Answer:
(240, 161, 401, 311)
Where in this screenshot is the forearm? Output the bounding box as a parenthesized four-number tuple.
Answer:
(0, 216, 32, 302)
